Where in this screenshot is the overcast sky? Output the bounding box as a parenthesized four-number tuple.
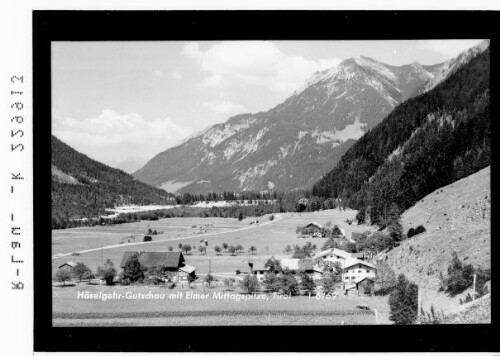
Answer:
(52, 39, 484, 165)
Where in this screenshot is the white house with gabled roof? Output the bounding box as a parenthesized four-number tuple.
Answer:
(342, 258, 376, 282)
(313, 248, 352, 265)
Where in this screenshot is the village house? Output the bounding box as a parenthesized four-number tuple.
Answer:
(314, 248, 352, 266)
(120, 251, 196, 282)
(342, 258, 376, 282)
(247, 260, 269, 281)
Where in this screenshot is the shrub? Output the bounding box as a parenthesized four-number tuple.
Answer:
(419, 305, 446, 324)
(167, 246, 173, 252)
(278, 273, 299, 296)
(214, 245, 222, 255)
(408, 225, 426, 238)
(72, 262, 93, 282)
(238, 212, 244, 221)
(143, 235, 152, 242)
(55, 268, 73, 286)
(122, 253, 145, 282)
(222, 242, 228, 251)
(241, 274, 260, 293)
(181, 244, 192, 255)
(269, 215, 275, 221)
(299, 272, 315, 294)
(264, 257, 282, 273)
(388, 274, 418, 325)
(263, 272, 280, 292)
(223, 278, 235, 289)
(322, 275, 335, 294)
(292, 242, 316, 259)
(97, 259, 117, 285)
(204, 273, 214, 288)
(375, 260, 397, 293)
(444, 252, 475, 295)
(414, 225, 426, 235)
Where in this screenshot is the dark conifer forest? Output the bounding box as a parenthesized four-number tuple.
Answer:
(51, 135, 176, 224)
(312, 50, 490, 225)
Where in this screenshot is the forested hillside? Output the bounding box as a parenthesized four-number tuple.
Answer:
(52, 135, 175, 226)
(313, 49, 490, 225)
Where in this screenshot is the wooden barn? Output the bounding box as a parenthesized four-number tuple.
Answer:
(345, 276, 375, 296)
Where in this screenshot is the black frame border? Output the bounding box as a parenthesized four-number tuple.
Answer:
(34, 10, 498, 352)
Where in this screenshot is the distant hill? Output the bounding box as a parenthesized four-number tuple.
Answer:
(376, 166, 490, 313)
(313, 47, 490, 225)
(132, 45, 489, 194)
(108, 156, 148, 174)
(51, 135, 175, 225)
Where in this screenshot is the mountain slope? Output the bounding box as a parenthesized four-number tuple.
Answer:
(378, 166, 490, 290)
(51, 135, 175, 223)
(313, 47, 490, 225)
(376, 166, 490, 314)
(134, 54, 456, 194)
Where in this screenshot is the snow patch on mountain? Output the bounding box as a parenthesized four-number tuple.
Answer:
(160, 180, 193, 193)
(312, 117, 367, 144)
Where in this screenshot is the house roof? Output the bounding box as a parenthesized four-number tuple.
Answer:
(354, 276, 375, 284)
(314, 248, 352, 260)
(120, 251, 185, 269)
(179, 265, 196, 274)
(344, 258, 376, 269)
(248, 260, 269, 271)
(59, 261, 77, 268)
(305, 222, 323, 229)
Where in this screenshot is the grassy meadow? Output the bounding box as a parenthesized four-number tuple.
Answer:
(52, 209, 370, 276)
(52, 208, 385, 326)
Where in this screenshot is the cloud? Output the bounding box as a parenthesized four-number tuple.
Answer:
(52, 109, 194, 160)
(183, 41, 341, 93)
(417, 40, 484, 58)
(201, 100, 246, 115)
(169, 71, 182, 80)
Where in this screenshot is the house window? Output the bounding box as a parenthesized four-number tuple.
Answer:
(358, 270, 362, 273)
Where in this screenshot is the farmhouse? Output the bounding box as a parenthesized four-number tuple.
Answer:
(314, 248, 352, 265)
(342, 258, 376, 282)
(247, 260, 269, 281)
(120, 251, 196, 281)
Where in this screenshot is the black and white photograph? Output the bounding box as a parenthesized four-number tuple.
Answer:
(49, 36, 491, 327)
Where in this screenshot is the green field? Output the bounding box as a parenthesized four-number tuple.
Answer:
(52, 209, 386, 326)
(52, 209, 370, 276)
